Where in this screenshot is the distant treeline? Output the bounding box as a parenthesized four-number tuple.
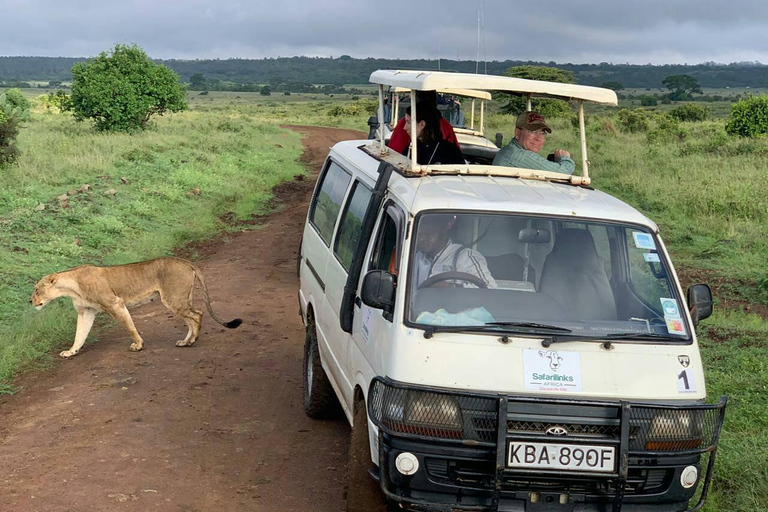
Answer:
(3, 55, 768, 88)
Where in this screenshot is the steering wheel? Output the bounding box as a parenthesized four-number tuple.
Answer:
(419, 271, 488, 289)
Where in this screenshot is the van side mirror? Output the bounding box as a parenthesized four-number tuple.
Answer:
(361, 270, 395, 311)
(367, 116, 379, 140)
(495, 132, 504, 148)
(687, 284, 713, 326)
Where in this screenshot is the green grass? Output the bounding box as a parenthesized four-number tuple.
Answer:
(2, 89, 767, 511)
(0, 95, 305, 386)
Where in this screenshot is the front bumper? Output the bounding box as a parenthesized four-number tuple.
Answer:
(368, 378, 727, 512)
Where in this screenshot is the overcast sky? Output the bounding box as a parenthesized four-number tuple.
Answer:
(1, 0, 766, 65)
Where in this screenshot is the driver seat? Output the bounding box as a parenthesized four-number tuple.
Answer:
(539, 229, 617, 321)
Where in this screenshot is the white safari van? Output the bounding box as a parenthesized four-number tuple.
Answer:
(298, 70, 726, 512)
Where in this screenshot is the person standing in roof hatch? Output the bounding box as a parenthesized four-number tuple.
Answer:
(388, 90, 459, 154)
(493, 111, 575, 175)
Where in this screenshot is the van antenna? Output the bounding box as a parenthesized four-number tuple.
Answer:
(438, 35, 442, 70)
(475, 2, 488, 74)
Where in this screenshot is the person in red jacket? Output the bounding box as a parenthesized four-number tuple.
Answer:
(388, 91, 459, 154)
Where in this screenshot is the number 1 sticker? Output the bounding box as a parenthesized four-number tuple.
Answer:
(677, 368, 697, 393)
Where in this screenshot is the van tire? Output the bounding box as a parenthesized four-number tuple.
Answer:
(346, 400, 389, 512)
(303, 318, 338, 419)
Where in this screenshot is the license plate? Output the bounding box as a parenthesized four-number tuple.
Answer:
(507, 441, 615, 473)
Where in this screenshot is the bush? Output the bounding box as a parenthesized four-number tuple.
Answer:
(617, 109, 650, 133)
(3, 89, 31, 111)
(647, 114, 687, 144)
(669, 103, 709, 122)
(0, 91, 31, 166)
(725, 95, 768, 137)
(260, 85, 271, 96)
(37, 89, 73, 112)
(639, 95, 658, 107)
(327, 98, 378, 117)
(71, 44, 187, 132)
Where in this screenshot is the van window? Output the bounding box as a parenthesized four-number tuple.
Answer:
(310, 161, 352, 246)
(626, 231, 671, 309)
(334, 181, 373, 271)
(370, 207, 402, 275)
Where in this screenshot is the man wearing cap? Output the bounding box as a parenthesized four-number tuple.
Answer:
(493, 111, 575, 175)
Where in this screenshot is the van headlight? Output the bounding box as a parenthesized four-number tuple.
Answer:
(380, 390, 463, 439)
(645, 409, 704, 451)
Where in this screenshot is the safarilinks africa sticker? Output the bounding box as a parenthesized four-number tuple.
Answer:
(643, 253, 661, 263)
(633, 231, 656, 250)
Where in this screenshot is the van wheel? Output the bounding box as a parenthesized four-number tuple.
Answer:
(346, 400, 389, 512)
(303, 318, 338, 419)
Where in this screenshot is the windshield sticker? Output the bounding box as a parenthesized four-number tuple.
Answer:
(677, 368, 697, 393)
(523, 349, 583, 393)
(633, 232, 656, 250)
(660, 298, 687, 336)
(643, 252, 660, 263)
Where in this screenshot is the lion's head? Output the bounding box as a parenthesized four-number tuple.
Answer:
(30, 274, 59, 310)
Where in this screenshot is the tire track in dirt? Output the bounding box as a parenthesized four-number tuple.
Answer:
(0, 126, 365, 512)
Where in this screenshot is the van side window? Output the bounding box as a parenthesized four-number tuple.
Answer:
(370, 209, 401, 275)
(310, 161, 352, 246)
(625, 229, 671, 312)
(334, 181, 373, 271)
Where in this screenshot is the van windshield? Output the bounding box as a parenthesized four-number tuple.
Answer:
(407, 212, 690, 340)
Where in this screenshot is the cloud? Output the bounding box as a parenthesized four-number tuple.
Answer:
(0, 0, 766, 64)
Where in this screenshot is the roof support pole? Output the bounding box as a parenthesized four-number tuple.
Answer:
(410, 90, 418, 172)
(526, 94, 532, 111)
(378, 85, 386, 153)
(470, 99, 476, 130)
(480, 100, 485, 134)
(578, 100, 589, 179)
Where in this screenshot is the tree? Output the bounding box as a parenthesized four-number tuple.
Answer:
(499, 65, 574, 118)
(600, 81, 624, 91)
(260, 85, 271, 96)
(189, 73, 206, 89)
(662, 75, 702, 101)
(70, 44, 187, 132)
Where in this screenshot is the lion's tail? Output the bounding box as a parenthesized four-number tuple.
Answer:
(192, 265, 243, 329)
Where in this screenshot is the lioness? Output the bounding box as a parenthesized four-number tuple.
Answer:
(31, 257, 242, 358)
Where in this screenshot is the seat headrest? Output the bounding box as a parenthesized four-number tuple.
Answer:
(551, 229, 601, 269)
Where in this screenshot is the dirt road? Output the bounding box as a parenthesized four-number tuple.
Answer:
(0, 126, 366, 512)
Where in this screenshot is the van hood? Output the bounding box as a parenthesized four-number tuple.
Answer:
(387, 331, 705, 402)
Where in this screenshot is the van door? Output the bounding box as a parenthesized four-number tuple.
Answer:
(301, 159, 352, 393)
(321, 178, 374, 408)
(351, 202, 405, 386)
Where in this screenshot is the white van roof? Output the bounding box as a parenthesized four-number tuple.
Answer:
(372, 70, 617, 105)
(330, 140, 657, 230)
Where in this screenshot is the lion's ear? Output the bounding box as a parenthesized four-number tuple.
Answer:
(47, 274, 58, 285)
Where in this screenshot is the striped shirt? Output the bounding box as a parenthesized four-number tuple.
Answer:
(415, 241, 497, 289)
(492, 138, 575, 175)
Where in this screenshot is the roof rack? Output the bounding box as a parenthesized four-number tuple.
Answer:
(369, 70, 618, 186)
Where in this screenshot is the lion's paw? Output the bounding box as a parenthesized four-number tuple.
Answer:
(60, 350, 77, 358)
(175, 340, 194, 347)
(129, 343, 143, 352)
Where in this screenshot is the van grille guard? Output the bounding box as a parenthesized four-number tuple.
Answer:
(368, 377, 727, 512)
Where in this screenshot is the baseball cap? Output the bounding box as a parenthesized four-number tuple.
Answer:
(516, 111, 552, 133)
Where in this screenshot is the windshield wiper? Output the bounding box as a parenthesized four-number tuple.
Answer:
(542, 331, 687, 348)
(485, 321, 572, 333)
(605, 332, 688, 341)
(422, 322, 571, 339)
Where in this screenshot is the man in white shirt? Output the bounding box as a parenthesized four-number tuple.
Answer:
(414, 214, 497, 288)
